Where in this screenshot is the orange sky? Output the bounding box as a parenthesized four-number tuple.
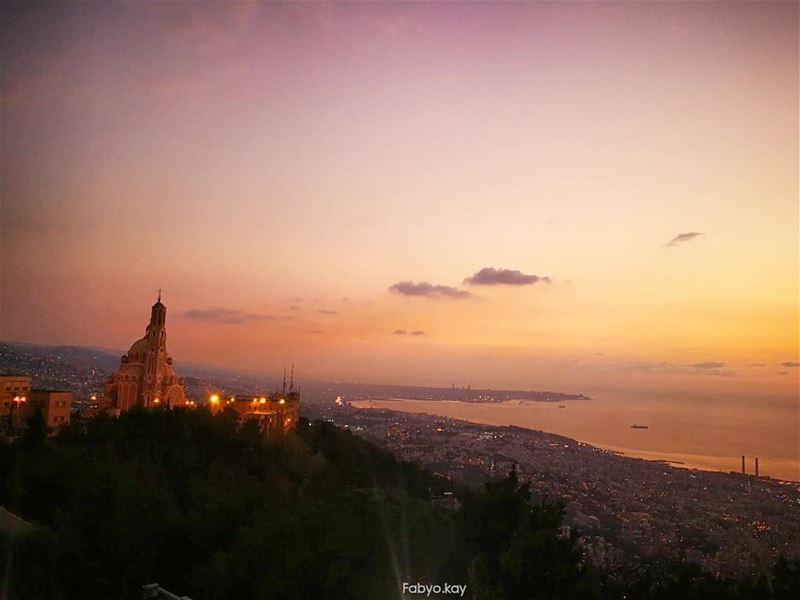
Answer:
(1, 1, 797, 397)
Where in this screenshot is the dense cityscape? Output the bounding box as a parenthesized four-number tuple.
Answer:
(2, 2, 798, 598)
(312, 401, 800, 578)
(2, 339, 798, 582)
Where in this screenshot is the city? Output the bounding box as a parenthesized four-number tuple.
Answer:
(2, 337, 798, 583)
(1, 2, 798, 599)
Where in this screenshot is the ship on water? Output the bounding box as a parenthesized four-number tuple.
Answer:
(630, 424, 649, 429)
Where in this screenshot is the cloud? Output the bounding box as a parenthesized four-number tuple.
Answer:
(711, 370, 737, 378)
(619, 360, 735, 377)
(185, 308, 274, 324)
(464, 267, 551, 286)
(389, 281, 471, 299)
(317, 309, 339, 315)
(780, 361, 800, 368)
(620, 361, 677, 374)
(289, 305, 300, 310)
(464, 267, 550, 285)
(410, 330, 426, 336)
(749, 363, 766, 367)
(666, 232, 704, 247)
(392, 329, 407, 335)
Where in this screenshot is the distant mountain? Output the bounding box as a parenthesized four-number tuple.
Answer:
(0, 340, 588, 405)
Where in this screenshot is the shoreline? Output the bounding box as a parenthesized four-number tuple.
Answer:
(352, 398, 800, 483)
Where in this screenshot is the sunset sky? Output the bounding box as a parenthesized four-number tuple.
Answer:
(1, 1, 797, 395)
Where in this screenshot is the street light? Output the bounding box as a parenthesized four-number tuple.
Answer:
(210, 394, 219, 404)
(7, 395, 26, 434)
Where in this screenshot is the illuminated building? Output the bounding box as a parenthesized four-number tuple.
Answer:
(104, 293, 187, 410)
(1, 375, 31, 430)
(1, 376, 72, 432)
(209, 369, 300, 435)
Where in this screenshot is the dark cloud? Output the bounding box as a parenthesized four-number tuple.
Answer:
(317, 309, 339, 315)
(289, 305, 300, 310)
(749, 363, 766, 367)
(780, 361, 800, 368)
(392, 329, 407, 335)
(185, 308, 274, 324)
(410, 330, 426, 336)
(690, 361, 725, 369)
(464, 267, 551, 286)
(389, 281, 471, 299)
(666, 232, 704, 247)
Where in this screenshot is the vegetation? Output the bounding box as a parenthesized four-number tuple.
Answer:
(0, 408, 797, 599)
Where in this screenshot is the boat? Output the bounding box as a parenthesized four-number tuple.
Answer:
(630, 424, 649, 429)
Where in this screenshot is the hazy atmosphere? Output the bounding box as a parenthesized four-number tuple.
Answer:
(2, 3, 800, 598)
(2, 1, 797, 397)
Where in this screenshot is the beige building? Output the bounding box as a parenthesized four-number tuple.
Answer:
(1, 375, 31, 430)
(104, 294, 187, 410)
(27, 390, 72, 430)
(1, 376, 72, 432)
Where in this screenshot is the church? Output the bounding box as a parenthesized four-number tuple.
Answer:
(104, 294, 187, 410)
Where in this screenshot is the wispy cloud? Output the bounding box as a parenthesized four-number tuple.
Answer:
(464, 267, 551, 286)
(780, 361, 800, 368)
(389, 281, 471, 299)
(317, 309, 339, 315)
(185, 307, 274, 324)
(619, 360, 736, 377)
(690, 361, 725, 369)
(393, 328, 426, 336)
(666, 232, 704, 247)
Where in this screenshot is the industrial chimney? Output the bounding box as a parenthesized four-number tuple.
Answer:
(741, 455, 746, 475)
(755, 457, 759, 478)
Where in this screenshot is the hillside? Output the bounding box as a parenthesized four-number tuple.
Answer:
(0, 409, 798, 600)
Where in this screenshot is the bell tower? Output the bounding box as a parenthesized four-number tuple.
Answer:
(149, 289, 166, 330)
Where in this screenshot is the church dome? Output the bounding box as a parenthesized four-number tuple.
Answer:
(128, 335, 150, 354)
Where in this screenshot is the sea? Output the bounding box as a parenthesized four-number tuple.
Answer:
(352, 390, 800, 482)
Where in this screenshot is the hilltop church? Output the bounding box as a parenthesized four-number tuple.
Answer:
(104, 294, 187, 410)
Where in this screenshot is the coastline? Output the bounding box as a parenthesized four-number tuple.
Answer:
(351, 397, 800, 483)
